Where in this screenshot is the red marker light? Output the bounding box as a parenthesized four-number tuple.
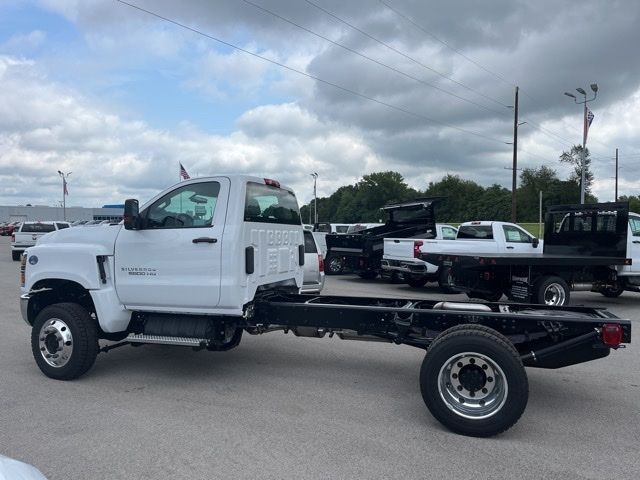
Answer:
(413, 240, 423, 258)
(264, 178, 281, 188)
(318, 255, 324, 273)
(601, 324, 623, 348)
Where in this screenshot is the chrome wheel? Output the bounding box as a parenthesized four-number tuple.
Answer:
(38, 318, 73, 368)
(438, 351, 508, 419)
(543, 283, 566, 305)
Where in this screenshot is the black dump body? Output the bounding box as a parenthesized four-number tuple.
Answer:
(421, 202, 631, 303)
(325, 198, 441, 274)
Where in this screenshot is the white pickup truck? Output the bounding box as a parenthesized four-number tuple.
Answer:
(383, 221, 540, 290)
(11, 221, 70, 260)
(17, 175, 633, 438)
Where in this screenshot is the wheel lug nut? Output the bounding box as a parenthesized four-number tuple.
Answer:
(469, 391, 475, 397)
(487, 377, 493, 382)
(457, 362, 463, 368)
(482, 364, 488, 370)
(452, 373, 458, 379)
(482, 388, 488, 394)
(65, 341, 72, 346)
(469, 358, 475, 364)
(457, 385, 463, 391)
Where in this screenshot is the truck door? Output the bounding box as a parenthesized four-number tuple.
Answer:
(623, 214, 640, 273)
(114, 178, 229, 311)
(501, 225, 540, 254)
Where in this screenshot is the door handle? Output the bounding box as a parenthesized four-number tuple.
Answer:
(193, 237, 217, 244)
(506, 246, 514, 249)
(633, 240, 640, 244)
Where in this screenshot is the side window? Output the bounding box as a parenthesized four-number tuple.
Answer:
(143, 182, 220, 229)
(56, 223, 70, 230)
(503, 225, 532, 243)
(442, 227, 457, 240)
(629, 217, 640, 237)
(303, 231, 318, 253)
(244, 182, 301, 225)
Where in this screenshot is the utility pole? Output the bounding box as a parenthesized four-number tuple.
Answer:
(310, 172, 318, 225)
(615, 148, 619, 201)
(511, 86, 519, 223)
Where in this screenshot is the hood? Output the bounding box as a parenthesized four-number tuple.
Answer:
(35, 224, 122, 254)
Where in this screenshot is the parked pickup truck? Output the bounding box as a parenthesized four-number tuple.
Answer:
(18, 176, 631, 438)
(382, 223, 458, 288)
(325, 198, 442, 278)
(383, 221, 541, 292)
(423, 202, 640, 305)
(11, 221, 70, 261)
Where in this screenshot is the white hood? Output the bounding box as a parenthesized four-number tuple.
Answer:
(35, 224, 122, 255)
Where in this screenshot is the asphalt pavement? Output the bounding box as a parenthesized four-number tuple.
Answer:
(0, 235, 638, 480)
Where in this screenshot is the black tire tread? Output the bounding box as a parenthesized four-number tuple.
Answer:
(421, 326, 528, 437)
(31, 303, 99, 380)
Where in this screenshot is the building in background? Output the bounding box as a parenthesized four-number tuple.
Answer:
(0, 204, 124, 223)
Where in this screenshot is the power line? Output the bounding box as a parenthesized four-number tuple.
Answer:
(241, 0, 508, 117)
(114, 0, 506, 144)
(378, 0, 517, 89)
(304, 0, 510, 108)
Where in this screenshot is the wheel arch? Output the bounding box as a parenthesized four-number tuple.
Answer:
(25, 279, 96, 326)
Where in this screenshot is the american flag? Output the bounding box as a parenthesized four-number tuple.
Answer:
(585, 108, 595, 142)
(179, 162, 190, 180)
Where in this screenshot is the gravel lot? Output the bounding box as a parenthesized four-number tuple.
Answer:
(0, 235, 638, 480)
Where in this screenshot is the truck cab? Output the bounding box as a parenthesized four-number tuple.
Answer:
(20, 175, 305, 337)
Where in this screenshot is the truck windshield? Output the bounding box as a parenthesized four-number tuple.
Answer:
(244, 182, 301, 225)
(21, 224, 55, 233)
(457, 225, 493, 239)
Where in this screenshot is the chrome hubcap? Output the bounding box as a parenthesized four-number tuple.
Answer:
(38, 318, 73, 368)
(438, 352, 508, 419)
(544, 283, 566, 305)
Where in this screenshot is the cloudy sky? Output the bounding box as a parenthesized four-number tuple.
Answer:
(1, 0, 639, 208)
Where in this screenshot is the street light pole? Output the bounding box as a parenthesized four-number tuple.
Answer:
(310, 172, 318, 225)
(564, 84, 598, 204)
(57, 170, 71, 221)
(511, 86, 519, 223)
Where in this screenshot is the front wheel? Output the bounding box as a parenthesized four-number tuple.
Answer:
(420, 326, 528, 437)
(405, 275, 428, 288)
(31, 303, 99, 380)
(325, 255, 344, 275)
(438, 267, 456, 293)
(533, 276, 570, 306)
(600, 285, 624, 298)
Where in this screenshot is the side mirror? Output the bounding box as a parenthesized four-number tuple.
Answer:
(123, 199, 140, 230)
(532, 237, 539, 248)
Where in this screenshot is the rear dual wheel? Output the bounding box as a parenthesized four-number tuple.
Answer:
(533, 276, 570, 306)
(420, 325, 528, 437)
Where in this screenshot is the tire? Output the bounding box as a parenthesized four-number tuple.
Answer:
(358, 270, 378, 279)
(600, 286, 624, 298)
(533, 276, 570, 306)
(466, 290, 503, 302)
(405, 275, 428, 288)
(438, 267, 455, 294)
(31, 303, 99, 380)
(420, 326, 528, 437)
(325, 255, 344, 275)
(12, 250, 21, 261)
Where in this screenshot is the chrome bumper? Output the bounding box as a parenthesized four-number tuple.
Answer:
(20, 293, 31, 326)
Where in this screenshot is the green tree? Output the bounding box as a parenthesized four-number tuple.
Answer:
(559, 145, 594, 199)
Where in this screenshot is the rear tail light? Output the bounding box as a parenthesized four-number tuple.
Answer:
(601, 324, 623, 347)
(11, 233, 15, 242)
(318, 255, 324, 273)
(413, 240, 424, 258)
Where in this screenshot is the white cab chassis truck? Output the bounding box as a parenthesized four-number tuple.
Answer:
(19, 176, 631, 437)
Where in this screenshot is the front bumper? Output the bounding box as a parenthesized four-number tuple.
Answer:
(20, 293, 30, 326)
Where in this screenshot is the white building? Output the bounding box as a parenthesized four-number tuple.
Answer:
(0, 205, 124, 223)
